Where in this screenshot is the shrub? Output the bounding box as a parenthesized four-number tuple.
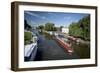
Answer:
(24, 32, 32, 45)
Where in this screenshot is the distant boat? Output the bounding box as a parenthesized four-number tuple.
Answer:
(67, 36, 77, 41)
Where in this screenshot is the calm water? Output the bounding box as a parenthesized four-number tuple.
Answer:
(34, 32, 90, 61)
(72, 41, 90, 59)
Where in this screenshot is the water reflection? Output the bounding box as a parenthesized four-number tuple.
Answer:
(34, 31, 90, 61)
(44, 32, 90, 59)
(72, 42, 90, 58)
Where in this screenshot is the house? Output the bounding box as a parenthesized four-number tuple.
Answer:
(62, 27, 69, 34)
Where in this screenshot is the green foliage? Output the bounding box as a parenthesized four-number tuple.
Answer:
(38, 25, 44, 32)
(37, 22, 57, 32)
(53, 27, 57, 31)
(69, 15, 90, 40)
(24, 32, 32, 45)
(44, 22, 55, 31)
(69, 23, 82, 37)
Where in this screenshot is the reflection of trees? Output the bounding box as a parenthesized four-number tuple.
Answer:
(69, 15, 90, 41)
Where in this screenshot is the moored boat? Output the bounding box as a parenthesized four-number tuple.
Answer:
(55, 35, 74, 53)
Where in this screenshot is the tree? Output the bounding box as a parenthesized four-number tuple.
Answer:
(60, 26, 63, 31)
(79, 15, 90, 40)
(53, 27, 57, 31)
(69, 15, 90, 40)
(69, 22, 82, 37)
(24, 20, 28, 29)
(44, 22, 55, 31)
(38, 25, 44, 32)
(24, 20, 32, 30)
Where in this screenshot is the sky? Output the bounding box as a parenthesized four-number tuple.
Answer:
(24, 11, 89, 27)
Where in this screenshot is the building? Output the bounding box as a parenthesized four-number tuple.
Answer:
(62, 27, 69, 34)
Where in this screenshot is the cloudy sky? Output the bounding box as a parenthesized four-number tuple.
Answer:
(24, 11, 89, 27)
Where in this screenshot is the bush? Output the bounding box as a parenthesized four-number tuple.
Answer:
(24, 32, 32, 45)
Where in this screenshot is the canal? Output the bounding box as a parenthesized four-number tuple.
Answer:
(34, 32, 90, 61)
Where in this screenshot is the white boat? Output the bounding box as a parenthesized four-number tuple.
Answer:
(24, 43, 37, 61)
(24, 30, 38, 61)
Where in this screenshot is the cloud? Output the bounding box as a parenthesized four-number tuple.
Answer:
(64, 16, 72, 20)
(25, 11, 50, 21)
(26, 19, 37, 26)
(25, 11, 41, 18)
(47, 12, 58, 17)
(30, 20, 37, 24)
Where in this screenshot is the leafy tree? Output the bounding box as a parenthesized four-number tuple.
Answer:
(69, 15, 90, 40)
(44, 22, 55, 31)
(38, 25, 44, 32)
(24, 20, 32, 30)
(69, 22, 82, 37)
(53, 27, 57, 31)
(60, 26, 63, 31)
(80, 15, 90, 40)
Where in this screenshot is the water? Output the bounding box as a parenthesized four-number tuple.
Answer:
(21, 30, 90, 62)
(72, 42, 90, 59)
(32, 32, 90, 61)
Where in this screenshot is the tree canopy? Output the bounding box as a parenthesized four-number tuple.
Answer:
(38, 25, 44, 32)
(69, 15, 90, 40)
(44, 22, 56, 31)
